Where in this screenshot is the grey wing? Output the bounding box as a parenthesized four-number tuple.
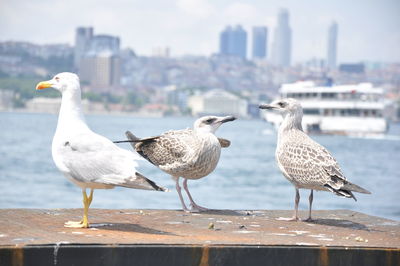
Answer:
(137, 129, 197, 168)
(60, 132, 140, 186)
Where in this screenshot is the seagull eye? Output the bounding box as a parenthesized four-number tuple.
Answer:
(206, 118, 214, 124)
(55, 77, 60, 82)
(278, 102, 286, 107)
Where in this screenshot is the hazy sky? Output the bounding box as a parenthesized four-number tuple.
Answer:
(1, 0, 399, 63)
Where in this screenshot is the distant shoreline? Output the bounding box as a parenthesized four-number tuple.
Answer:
(0, 108, 182, 118)
(0, 109, 259, 120)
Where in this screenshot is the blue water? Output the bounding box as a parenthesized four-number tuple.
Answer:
(0, 112, 399, 221)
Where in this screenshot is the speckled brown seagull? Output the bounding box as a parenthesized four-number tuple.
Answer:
(120, 116, 236, 212)
(259, 98, 371, 221)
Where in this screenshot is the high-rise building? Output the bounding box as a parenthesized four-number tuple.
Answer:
(327, 21, 338, 69)
(74, 27, 122, 90)
(74, 27, 93, 69)
(232, 25, 247, 59)
(252, 26, 268, 59)
(219, 25, 247, 59)
(271, 9, 292, 67)
(152, 46, 171, 57)
(79, 52, 121, 91)
(74, 27, 120, 70)
(219, 26, 232, 56)
(89, 35, 120, 54)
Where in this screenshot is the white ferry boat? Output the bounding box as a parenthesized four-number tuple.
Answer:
(263, 81, 388, 135)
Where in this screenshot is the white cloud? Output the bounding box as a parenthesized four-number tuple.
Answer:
(223, 2, 259, 24)
(219, 2, 274, 32)
(176, 0, 215, 18)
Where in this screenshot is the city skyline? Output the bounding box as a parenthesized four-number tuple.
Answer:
(0, 0, 399, 63)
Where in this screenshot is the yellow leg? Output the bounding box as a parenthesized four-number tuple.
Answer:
(87, 189, 94, 206)
(64, 189, 94, 228)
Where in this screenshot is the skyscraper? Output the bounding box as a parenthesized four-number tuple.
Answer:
(75, 27, 121, 90)
(79, 52, 121, 91)
(252, 26, 268, 59)
(219, 26, 232, 56)
(219, 25, 247, 59)
(327, 21, 338, 69)
(74, 27, 93, 69)
(89, 35, 120, 54)
(271, 9, 292, 67)
(232, 25, 247, 59)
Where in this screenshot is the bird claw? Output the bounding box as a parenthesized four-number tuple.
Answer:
(182, 208, 194, 213)
(64, 220, 89, 228)
(190, 203, 209, 212)
(65, 220, 82, 225)
(276, 216, 301, 222)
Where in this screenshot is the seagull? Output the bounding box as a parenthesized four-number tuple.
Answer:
(120, 115, 236, 212)
(35, 72, 166, 228)
(259, 98, 371, 221)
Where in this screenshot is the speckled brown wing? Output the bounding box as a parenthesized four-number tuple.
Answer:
(135, 129, 199, 168)
(277, 140, 344, 188)
(277, 133, 370, 198)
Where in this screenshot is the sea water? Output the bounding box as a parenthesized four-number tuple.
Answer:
(0, 112, 399, 220)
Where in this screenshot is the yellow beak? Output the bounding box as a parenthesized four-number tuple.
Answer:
(36, 81, 52, 90)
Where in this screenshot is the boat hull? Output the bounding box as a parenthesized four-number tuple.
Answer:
(263, 112, 388, 135)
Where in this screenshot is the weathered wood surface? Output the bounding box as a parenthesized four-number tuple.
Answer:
(0, 209, 398, 248)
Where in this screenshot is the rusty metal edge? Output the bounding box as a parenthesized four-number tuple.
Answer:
(1, 243, 400, 250)
(1, 244, 399, 266)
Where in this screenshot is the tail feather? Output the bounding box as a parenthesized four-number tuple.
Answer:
(125, 131, 141, 142)
(125, 131, 158, 143)
(124, 131, 140, 150)
(343, 181, 371, 194)
(134, 172, 167, 192)
(113, 131, 157, 145)
(324, 184, 357, 201)
(113, 132, 143, 144)
(325, 168, 371, 195)
(116, 172, 167, 191)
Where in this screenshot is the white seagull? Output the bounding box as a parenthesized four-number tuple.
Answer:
(36, 72, 166, 228)
(120, 116, 236, 212)
(259, 98, 371, 221)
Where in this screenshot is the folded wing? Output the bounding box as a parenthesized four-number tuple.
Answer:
(59, 132, 166, 191)
(277, 141, 371, 200)
(126, 130, 199, 170)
